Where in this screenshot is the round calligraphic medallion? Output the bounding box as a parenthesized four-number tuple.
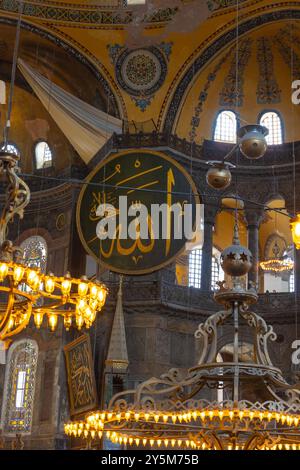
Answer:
(76, 150, 200, 275)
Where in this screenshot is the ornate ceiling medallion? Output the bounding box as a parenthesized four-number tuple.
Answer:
(108, 43, 172, 111)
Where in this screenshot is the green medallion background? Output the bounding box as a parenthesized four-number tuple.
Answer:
(76, 150, 199, 275)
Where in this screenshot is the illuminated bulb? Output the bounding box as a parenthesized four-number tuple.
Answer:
(0, 262, 8, 281)
(34, 312, 43, 329)
(150, 439, 154, 447)
(45, 275, 55, 293)
(7, 317, 14, 330)
(164, 439, 169, 448)
(172, 415, 177, 424)
(144, 413, 150, 422)
(218, 411, 224, 420)
(171, 439, 176, 448)
(135, 439, 140, 446)
(208, 410, 214, 420)
(157, 440, 162, 447)
(84, 430, 88, 438)
(76, 314, 84, 330)
(125, 412, 131, 421)
(98, 288, 105, 304)
(13, 265, 24, 283)
(91, 430, 96, 439)
(178, 440, 182, 447)
(134, 413, 140, 421)
(27, 270, 39, 289)
(61, 273, 72, 295)
(154, 414, 159, 423)
(229, 411, 234, 420)
(143, 439, 147, 446)
(294, 417, 299, 426)
(129, 438, 133, 446)
(78, 280, 88, 297)
(107, 413, 113, 420)
(48, 314, 58, 331)
(163, 415, 168, 423)
(192, 411, 197, 421)
(90, 284, 98, 299)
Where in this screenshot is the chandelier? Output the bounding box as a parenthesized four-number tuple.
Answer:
(65, 223, 300, 451)
(0, 149, 107, 343)
(260, 241, 294, 273)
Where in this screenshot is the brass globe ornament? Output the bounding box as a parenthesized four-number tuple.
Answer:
(205, 161, 235, 190)
(238, 124, 269, 160)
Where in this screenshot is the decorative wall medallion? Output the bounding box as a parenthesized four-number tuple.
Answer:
(56, 213, 66, 231)
(108, 43, 172, 111)
(257, 37, 281, 104)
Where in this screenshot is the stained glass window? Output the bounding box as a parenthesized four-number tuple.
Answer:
(214, 111, 237, 143)
(19, 236, 47, 302)
(35, 141, 53, 170)
(1, 340, 38, 434)
(260, 111, 283, 145)
(20, 236, 47, 273)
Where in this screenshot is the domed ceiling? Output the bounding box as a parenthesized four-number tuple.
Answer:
(176, 20, 300, 143)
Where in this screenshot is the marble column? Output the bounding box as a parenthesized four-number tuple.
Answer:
(201, 207, 217, 292)
(245, 207, 264, 288)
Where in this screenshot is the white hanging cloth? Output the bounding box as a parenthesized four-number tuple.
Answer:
(18, 59, 122, 164)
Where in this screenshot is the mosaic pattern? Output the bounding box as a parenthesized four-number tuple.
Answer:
(207, 0, 249, 10)
(108, 43, 172, 111)
(256, 37, 281, 104)
(189, 47, 234, 142)
(0, 1, 177, 25)
(275, 27, 300, 79)
(163, 9, 300, 133)
(2, 340, 38, 434)
(219, 38, 252, 107)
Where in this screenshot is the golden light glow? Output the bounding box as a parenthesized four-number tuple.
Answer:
(0, 261, 108, 341)
(260, 258, 294, 273)
(64, 407, 300, 450)
(291, 214, 300, 249)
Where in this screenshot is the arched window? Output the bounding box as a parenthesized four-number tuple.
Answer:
(214, 110, 237, 143)
(188, 248, 202, 289)
(0, 142, 19, 156)
(20, 235, 47, 273)
(35, 141, 53, 170)
(259, 111, 283, 145)
(1, 339, 38, 434)
(189, 247, 224, 290)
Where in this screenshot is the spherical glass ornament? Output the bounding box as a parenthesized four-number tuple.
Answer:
(238, 125, 269, 160)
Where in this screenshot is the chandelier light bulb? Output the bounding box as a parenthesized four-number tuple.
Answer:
(13, 265, 24, 283)
(48, 313, 58, 332)
(34, 312, 44, 329)
(0, 263, 8, 281)
(61, 273, 72, 295)
(44, 274, 55, 294)
(291, 214, 300, 249)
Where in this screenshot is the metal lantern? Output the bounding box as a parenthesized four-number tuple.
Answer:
(238, 125, 269, 160)
(206, 162, 234, 190)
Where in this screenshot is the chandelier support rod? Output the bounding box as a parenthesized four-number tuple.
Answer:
(233, 300, 240, 405)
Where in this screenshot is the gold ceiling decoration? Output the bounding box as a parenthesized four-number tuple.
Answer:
(65, 222, 300, 450)
(0, 149, 107, 344)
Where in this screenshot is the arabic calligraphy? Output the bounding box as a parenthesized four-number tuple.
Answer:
(77, 150, 199, 275)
